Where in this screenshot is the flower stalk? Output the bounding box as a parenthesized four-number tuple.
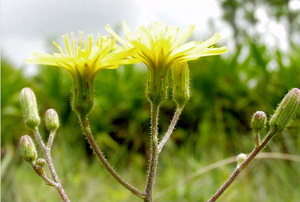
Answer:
(144, 103, 160, 202)
(158, 106, 183, 153)
(79, 116, 145, 198)
(207, 130, 276, 202)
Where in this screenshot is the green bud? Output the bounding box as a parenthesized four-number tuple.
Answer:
(36, 158, 46, 167)
(172, 62, 190, 107)
(20, 87, 40, 129)
(236, 153, 247, 167)
(269, 88, 300, 133)
(20, 135, 37, 163)
(146, 63, 170, 106)
(45, 109, 59, 130)
(72, 72, 95, 118)
(251, 111, 267, 133)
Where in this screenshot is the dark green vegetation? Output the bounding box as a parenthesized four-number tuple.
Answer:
(2, 0, 300, 201)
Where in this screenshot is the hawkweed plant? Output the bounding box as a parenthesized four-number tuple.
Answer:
(18, 22, 300, 202)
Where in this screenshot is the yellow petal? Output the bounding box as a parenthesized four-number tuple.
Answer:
(53, 41, 65, 55)
(25, 52, 59, 67)
(165, 25, 179, 44)
(193, 34, 221, 52)
(63, 34, 72, 56)
(118, 58, 142, 65)
(153, 21, 165, 42)
(173, 24, 195, 48)
(105, 24, 130, 47)
(138, 26, 153, 49)
(122, 20, 134, 40)
(184, 46, 228, 61)
(170, 41, 197, 58)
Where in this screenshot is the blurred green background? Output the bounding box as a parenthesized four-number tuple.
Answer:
(2, 0, 300, 201)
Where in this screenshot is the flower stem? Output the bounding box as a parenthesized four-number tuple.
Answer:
(158, 106, 183, 153)
(144, 103, 160, 202)
(207, 130, 276, 202)
(254, 132, 260, 148)
(79, 117, 145, 198)
(33, 129, 70, 202)
(47, 130, 57, 149)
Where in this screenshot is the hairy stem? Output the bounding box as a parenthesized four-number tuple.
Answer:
(158, 106, 183, 153)
(79, 117, 145, 198)
(144, 103, 160, 202)
(33, 129, 70, 202)
(207, 130, 276, 202)
(47, 130, 57, 149)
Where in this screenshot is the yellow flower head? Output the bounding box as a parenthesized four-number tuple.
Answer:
(26, 32, 135, 77)
(105, 21, 227, 68)
(106, 21, 227, 105)
(26, 32, 135, 117)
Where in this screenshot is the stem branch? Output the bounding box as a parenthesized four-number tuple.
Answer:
(158, 107, 183, 153)
(207, 130, 276, 202)
(79, 117, 145, 198)
(33, 129, 70, 202)
(47, 130, 57, 149)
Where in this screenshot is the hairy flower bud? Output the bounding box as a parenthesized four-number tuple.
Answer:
(36, 158, 46, 167)
(172, 62, 190, 107)
(236, 153, 247, 167)
(34, 165, 45, 176)
(251, 111, 267, 133)
(20, 135, 37, 163)
(269, 88, 300, 133)
(20, 88, 40, 129)
(45, 109, 59, 130)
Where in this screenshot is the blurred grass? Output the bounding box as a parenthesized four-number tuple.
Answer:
(1, 40, 300, 201)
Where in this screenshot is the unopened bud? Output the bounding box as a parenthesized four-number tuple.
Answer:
(20, 88, 40, 129)
(236, 153, 247, 167)
(20, 135, 37, 163)
(34, 165, 45, 176)
(36, 158, 46, 167)
(172, 62, 190, 107)
(45, 109, 59, 130)
(269, 88, 300, 132)
(251, 111, 267, 133)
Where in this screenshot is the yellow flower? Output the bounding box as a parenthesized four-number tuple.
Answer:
(26, 32, 135, 117)
(106, 21, 227, 105)
(26, 32, 135, 77)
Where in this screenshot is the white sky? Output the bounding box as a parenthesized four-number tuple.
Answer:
(1, 0, 297, 75)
